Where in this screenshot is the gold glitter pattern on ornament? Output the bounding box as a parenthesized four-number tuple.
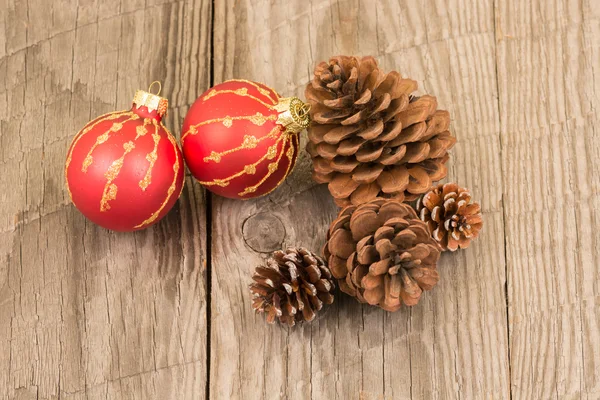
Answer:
(104, 184, 118, 206)
(81, 114, 139, 173)
(224, 79, 280, 104)
(180, 113, 277, 142)
(261, 134, 298, 198)
(266, 142, 278, 159)
(238, 135, 288, 197)
(139, 122, 161, 191)
(66, 111, 131, 205)
(186, 125, 198, 138)
(247, 113, 268, 125)
(197, 133, 286, 188)
(135, 118, 152, 139)
(222, 116, 233, 127)
(100, 141, 136, 212)
(201, 87, 275, 109)
(242, 136, 259, 148)
(203, 135, 258, 162)
(211, 179, 229, 187)
(205, 151, 221, 163)
(110, 122, 123, 132)
(201, 126, 281, 164)
(65, 111, 129, 175)
(203, 87, 247, 101)
(134, 126, 182, 229)
(286, 141, 295, 159)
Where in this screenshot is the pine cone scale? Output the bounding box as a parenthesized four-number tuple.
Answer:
(324, 125, 360, 144)
(376, 120, 403, 142)
(328, 257, 348, 279)
(376, 167, 408, 194)
(350, 183, 381, 206)
(323, 94, 355, 109)
(328, 229, 356, 259)
(337, 138, 366, 156)
(364, 286, 384, 305)
(355, 89, 372, 104)
(368, 258, 389, 275)
(357, 120, 384, 140)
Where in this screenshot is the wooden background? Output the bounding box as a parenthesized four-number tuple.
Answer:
(1, 0, 599, 398)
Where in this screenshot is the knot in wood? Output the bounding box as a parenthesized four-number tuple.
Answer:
(242, 212, 286, 253)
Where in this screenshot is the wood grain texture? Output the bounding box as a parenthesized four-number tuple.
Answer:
(496, 0, 600, 397)
(210, 0, 509, 399)
(0, 0, 211, 399)
(1, 0, 599, 398)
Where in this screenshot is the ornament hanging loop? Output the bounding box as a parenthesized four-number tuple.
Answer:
(148, 81, 162, 96)
(298, 103, 311, 118)
(133, 81, 168, 118)
(274, 97, 311, 134)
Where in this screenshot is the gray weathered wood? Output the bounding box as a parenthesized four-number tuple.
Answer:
(210, 0, 510, 399)
(0, 0, 211, 398)
(2, 0, 600, 398)
(496, 0, 600, 397)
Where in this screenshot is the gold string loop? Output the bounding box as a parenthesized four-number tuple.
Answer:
(273, 97, 311, 134)
(134, 82, 168, 117)
(298, 103, 311, 118)
(148, 81, 162, 96)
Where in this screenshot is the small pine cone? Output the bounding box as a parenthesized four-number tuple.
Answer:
(323, 198, 441, 311)
(416, 183, 483, 251)
(250, 248, 335, 326)
(306, 55, 456, 207)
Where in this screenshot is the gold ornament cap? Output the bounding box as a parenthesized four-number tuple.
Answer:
(274, 97, 311, 134)
(133, 81, 168, 117)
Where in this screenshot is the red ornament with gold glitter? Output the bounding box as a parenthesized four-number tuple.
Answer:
(65, 82, 185, 232)
(181, 79, 310, 199)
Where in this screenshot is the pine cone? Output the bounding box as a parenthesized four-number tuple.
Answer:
(306, 56, 456, 207)
(323, 198, 441, 311)
(416, 183, 483, 251)
(250, 248, 335, 326)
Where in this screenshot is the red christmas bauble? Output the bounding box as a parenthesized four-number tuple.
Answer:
(65, 85, 185, 231)
(181, 79, 310, 199)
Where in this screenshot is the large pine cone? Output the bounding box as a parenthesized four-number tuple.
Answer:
(250, 248, 335, 326)
(416, 183, 483, 251)
(306, 56, 456, 207)
(323, 198, 441, 311)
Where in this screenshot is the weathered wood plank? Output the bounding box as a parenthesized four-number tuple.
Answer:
(0, 0, 211, 399)
(496, 0, 600, 397)
(3, 0, 599, 398)
(210, 0, 509, 399)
